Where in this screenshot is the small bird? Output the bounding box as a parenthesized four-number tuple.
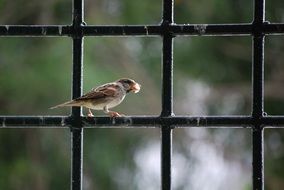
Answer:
(50, 78, 141, 117)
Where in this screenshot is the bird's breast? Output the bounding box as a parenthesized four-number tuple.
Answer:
(107, 95, 125, 108)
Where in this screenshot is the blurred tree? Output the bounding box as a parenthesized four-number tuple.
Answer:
(0, 0, 284, 190)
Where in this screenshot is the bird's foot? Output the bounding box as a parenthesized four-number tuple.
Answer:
(88, 109, 94, 117)
(109, 111, 123, 117)
(87, 113, 94, 117)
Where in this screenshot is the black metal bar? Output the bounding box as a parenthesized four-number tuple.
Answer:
(2, 116, 284, 127)
(71, 127, 83, 190)
(252, 126, 264, 190)
(252, 36, 265, 117)
(163, 0, 174, 23)
(252, 0, 265, 189)
(72, 38, 84, 117)
(0, 25, 71, 36)
(161, 0, 174, 117)
(1, 24, 284, 36)
(73, 0, 84, 26)
(161, 34, 174, 117)
(71, 38, 84, 190)
(71, 0, 84, 190)
(161, 0, 174, 190)
(83, 25, 161, 36)
(264, 23, 284, 34)
(161, 126, 172, 190)
(83, 25, 254, 36)
(254, 0, 265, 24)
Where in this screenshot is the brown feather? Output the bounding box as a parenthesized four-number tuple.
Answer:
(49, 100, 84, 109)
(76, 85, 119, 101)
(50, 84, 120, 109)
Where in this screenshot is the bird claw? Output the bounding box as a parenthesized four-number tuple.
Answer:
(109, 111, 123, 117)
(88, 109, 94, 117)
(87, 113, 94, 117)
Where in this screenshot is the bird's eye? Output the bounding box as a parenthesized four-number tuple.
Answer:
(123, 83, 130, 89)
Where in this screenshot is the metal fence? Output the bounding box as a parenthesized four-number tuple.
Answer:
(1, 0, 284, 189)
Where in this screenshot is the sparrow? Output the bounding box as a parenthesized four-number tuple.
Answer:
(50, 78, 141, 117)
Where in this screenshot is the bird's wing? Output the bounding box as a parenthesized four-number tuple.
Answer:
(76, 84, 120, 101)
(92, 82, 116, 91)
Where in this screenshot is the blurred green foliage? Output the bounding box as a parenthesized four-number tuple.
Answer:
(0, 0, 284, 190)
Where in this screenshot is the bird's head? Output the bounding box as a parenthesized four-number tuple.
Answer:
(117, 78, 141, 93)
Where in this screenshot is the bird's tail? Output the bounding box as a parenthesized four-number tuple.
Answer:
(50, 100, 83, 109)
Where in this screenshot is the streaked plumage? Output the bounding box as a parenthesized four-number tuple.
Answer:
(50, 78, 141, 117)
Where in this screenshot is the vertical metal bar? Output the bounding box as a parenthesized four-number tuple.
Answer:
(162, 0, 174, 24)
(161, 35, 174, 117)
(71, 127, 83, 190)
(251, 37, 265, 190)
(161, 126, 172, 190)
(252, 0, 265, 117)
(71, 33, 84, 190)
(161, 32, 173, 190)
(161, 0, 174, 117)
(252, 127, 264, 190)
(71, 38, 84, 190)
(254, 0, 265, 24)
(161, 1, 174, 190)
(71, 0, 84, 190)
(252, 0, 265, 189)
(252, 35, 264, 118)
(252, 36, 264, 190)
(73, 0, 84, 26)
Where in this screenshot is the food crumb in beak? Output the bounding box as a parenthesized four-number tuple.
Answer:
(132, 83, 141, 93)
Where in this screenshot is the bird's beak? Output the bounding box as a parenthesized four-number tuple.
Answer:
(131, 83, 141, 93)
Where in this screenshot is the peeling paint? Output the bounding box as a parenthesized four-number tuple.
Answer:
(112, 117, 116, 125)
(58, 26, 62, 35)
(5, 25, 9, 32)
(39, 116, 44, 125)
(197, 117, 200, 126)
(144, 26, 149, 35)
(61, 117, 65, 126)
(2, 118, 6, 127)
(194, 24, 207, 35)
(124, 117, 133, 126)
(41, 27, 47, 35)
(122, 28, 126, 35)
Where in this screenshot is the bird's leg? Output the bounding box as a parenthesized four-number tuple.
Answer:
(87, 109, 94, 117)
(103, 106, 121, 117)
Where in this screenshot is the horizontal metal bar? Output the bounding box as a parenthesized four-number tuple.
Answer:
(172, 24, 252, 35)
(0, 25, 71, 36)
(0, 116, 68, 127)
(264, 23, 284, 34)
(1, 116, 284, 128)
(0, 24, 283, 36)
(83, 25, 161, 36)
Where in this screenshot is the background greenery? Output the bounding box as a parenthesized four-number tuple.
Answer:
(0, 0, 284, 189)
